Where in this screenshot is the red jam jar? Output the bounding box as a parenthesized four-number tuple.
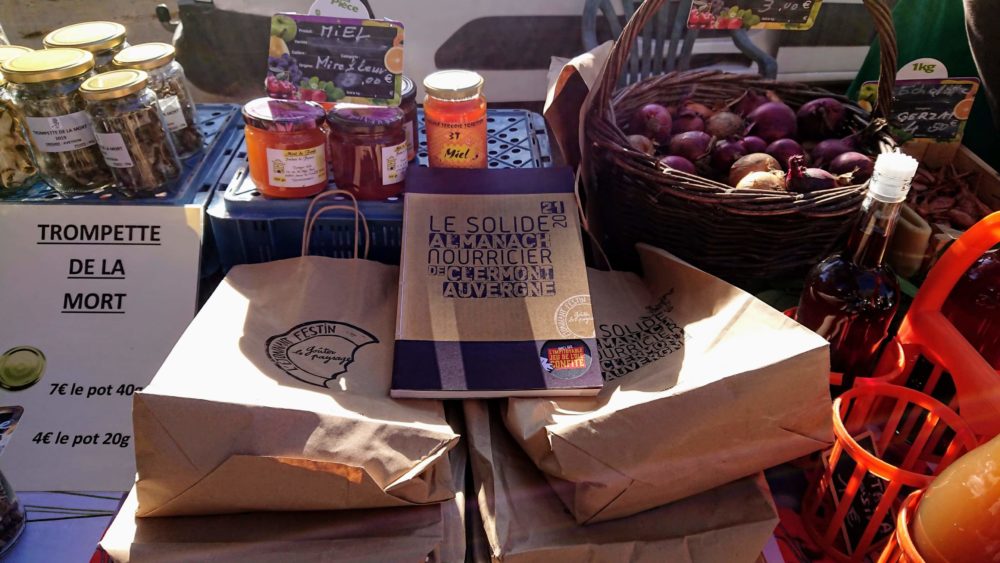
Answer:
(242, 97, 328, 199)
(327, 104, 407, 200)
(400, 76, 418, 161)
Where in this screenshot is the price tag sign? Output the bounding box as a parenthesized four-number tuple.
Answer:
(267, 13, 404, 105)
(859, 78, 980, 143)
(688, 0, 823, 30)
(0, 204, 203, 490)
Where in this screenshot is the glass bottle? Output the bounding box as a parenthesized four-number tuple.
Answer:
(0, 45, 39, 196)
(112, 43, 203, 159)
(327, 104, 407, 200)
(0, 406, 25, 557)
(1, 48, 112, 195)
(43, 21, 128, 73)
(912, 433, 1000, 563)
(795, 152, 919, 391)
(242, 97, 328, 199)
(80, 69, 182, 198)
(423, 70, 487, 169)
(942, 248, 999, 369)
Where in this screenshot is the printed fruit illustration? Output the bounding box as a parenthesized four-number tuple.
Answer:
(270, 15, 297, 41)
(954, 97, 974, 120)
(384, 46, 404, 74)
(393, 28, 404, 47)
(269, 36, 289, 58)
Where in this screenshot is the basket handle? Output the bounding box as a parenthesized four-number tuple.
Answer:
(301, 190, 371, 260)
(861, 0, 898, 120)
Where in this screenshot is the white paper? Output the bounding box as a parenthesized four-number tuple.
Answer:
(382, 141, 407, 185)
(95, 132, 135, 168)
(0, 204, 203, 490)
(158, 95, 188, 132)
(308, 0, 371, 17)
(24, 111, 96, 152)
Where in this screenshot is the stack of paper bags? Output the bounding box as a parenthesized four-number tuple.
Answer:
(466, 400, 780, 562)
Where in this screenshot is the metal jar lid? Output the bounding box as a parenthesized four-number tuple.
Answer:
(80, 69, 149, 101)
(423, 70, 483, 101)
(242, 97, 327, 132)
(1, 48, 94, 84)
(0, 46, 33, 86)
(401, 76, 416, 104)
(327, 104, 404, 135)
(43, 21, 127, 53)
(113, 42, 175, 71)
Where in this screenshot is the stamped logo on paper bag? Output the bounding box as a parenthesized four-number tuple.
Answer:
(266, 321, 378, 387)
(555, 295, 595, 338)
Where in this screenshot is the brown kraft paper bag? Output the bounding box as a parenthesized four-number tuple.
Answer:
(504, 243, 833, 524)
(102, 439, 469, 562)
(466, 400, 779, 562)
(134, 255, 459, 517)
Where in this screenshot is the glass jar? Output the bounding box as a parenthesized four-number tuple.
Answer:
(0, 406, 25, 557)
(327, 105, 407, 200)
(43, 21, 128, 73)
(1, 48, 112, 194)
(423, 70, 487, 169)
(113, 43, 203, 159)
(81, 69, 182, 198)
(243, 97, 328, 199)
(0, 45, 39, 196)
(400, 76, 418, 162)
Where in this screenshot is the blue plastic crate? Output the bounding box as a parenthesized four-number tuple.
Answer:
(3, 103, 243, 206)
(208, 108, 552, 270)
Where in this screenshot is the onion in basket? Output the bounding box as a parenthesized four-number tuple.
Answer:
(728, 153, 781, 187)
(747, 102, 797, 142)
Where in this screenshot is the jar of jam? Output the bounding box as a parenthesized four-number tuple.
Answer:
(423, 70, 487, 169)
(327, 104, 407, 200)
(0, 45, 40, 196)
(400, 76, 418, 161)
(43, 22, 128, 73)
(242, 98, 328, 199)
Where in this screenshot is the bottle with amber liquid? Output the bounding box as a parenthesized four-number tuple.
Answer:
(943, 248, 1000, 369)
(795, 152, 919, 391)
(911, 432, 1000, 563)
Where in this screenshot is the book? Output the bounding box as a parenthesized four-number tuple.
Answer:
(392, 167, 602, 398)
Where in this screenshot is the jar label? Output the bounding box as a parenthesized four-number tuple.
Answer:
(382, 141, 408, 186)
(425, 114, 487, 168)
(25, 111, 96, 153)
(94, 132, 135, 168)
(404, 121, 415, 157)
(158, 96, 188, 132)
(266, 145, 327, 188)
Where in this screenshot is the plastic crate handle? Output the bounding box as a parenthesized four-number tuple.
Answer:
(303, 190, 371, 260)
(901, 211, 1000, 438)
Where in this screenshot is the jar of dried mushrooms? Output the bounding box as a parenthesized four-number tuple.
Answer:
(43, 21, 128, 73)
(113, 42, 203, 158)
(1, 48, 112, 195)
(0, 45, 39, 196)
(80, 69, 181, 198)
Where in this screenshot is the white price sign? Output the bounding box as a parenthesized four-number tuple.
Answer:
(0, 203, 203, 490)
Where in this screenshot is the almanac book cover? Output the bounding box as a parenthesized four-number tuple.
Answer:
(391, 167, 602, 398)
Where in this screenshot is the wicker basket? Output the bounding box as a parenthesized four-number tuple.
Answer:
(581, 0, 899, 283)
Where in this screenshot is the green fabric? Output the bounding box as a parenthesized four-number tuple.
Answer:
(847, 0, 999, 170)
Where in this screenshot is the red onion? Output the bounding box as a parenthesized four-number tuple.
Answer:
(747, 102, 797, 143)
(658, 155, 696, 174)
(766, 139, 806, 170)
(811, 137, 855, 168)
(796, 97, 847, 140)
(671, 108, 705, 134)
(741, 135, 768, 154)
(728, 153, 780, 187)
(630, 103, 673, 143)
(668, 131, 713, 162)
(710, 139, 747, 173)
(829, 151, 874, 184)
(730, 90, 769, 117)
(706, 111, 745, 139)
(786, 154, 838, 193)
(627, 134, 655, 155)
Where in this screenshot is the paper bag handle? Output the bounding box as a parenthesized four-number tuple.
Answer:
(302, 190, 371, 260)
